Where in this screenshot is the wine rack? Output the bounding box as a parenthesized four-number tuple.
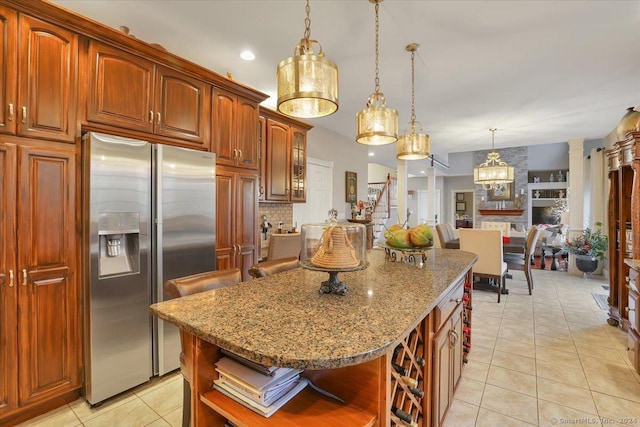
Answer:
(390, 322, 426, 427)
(463, 279, 473, 363)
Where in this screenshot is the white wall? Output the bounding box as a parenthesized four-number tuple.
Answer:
(306, 125, 369, 219)
(368, 163, 395, 182)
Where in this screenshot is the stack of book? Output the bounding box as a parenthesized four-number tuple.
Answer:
(214, 352, 307, 418)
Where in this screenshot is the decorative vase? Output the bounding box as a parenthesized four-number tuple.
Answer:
(575, 255, 598, 274)
(616, 106, 640, 140)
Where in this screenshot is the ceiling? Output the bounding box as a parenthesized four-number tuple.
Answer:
(54, 0, 640, 174)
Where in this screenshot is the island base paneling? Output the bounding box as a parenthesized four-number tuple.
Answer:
(187, 269, 473, 427)
(192, 337, 381, 427)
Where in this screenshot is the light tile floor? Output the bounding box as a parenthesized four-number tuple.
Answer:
(445, 268, 640, 427)
(16, 269, 640, 427)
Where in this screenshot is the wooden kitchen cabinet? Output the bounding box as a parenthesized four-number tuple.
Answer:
(0, 138, 81, 423)
(212, 88, 259, 170)
(431, 279, 465, 427)
(0, 7, 77, 143)
(258, 116, 266, 200)
(260, 108, 312, 203)
(87, 41, 210, 147)
(215, 166, 258, 280)
(0, 6, 17, 136)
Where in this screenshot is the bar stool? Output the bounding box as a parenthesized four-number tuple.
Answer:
(248, 256, 300, 279)
(164, 268, 242, 427)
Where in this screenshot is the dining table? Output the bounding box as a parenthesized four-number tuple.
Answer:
(447, 236, 526, 254)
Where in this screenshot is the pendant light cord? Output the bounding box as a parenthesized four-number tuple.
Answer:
(374, 1, 380, 93)
(410, 49, 416, 124)
(303, 0, 311, 40)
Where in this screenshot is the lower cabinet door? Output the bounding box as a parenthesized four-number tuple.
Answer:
(432, 322, 452, 427)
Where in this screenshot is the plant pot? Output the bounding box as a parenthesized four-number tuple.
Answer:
(575, 255, 598, 274)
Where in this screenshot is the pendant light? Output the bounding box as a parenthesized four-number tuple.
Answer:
(473, 128, 515, 189)
(356, 0, 398, 145)
(397, 43, 430, 160)
(277, 0, 338, 118)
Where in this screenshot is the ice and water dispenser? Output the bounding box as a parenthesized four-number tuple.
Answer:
(98, 212, 140, 278)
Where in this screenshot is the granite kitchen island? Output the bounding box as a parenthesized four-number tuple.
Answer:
(151, 248, 477, 427)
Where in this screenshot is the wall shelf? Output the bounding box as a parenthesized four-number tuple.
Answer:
(478, 209, 524, 216)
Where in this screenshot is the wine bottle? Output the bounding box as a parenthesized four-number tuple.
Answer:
(407, 385, 424, 398)
(402, 353, 426, 367)
(391, 406, 418, 427)
(391, 361, 408, 376)
(400, 375, 418, 388)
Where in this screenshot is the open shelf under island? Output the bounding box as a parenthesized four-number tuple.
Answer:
(151, 249, 477, 427)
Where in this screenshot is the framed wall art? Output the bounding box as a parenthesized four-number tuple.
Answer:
(345, 171, 357, 203)
(487, 182, 514, 201)
(456, 201, 467, 212)
(456, 193, 464, 201)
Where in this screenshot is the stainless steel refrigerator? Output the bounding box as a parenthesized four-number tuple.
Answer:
(83, 132, 216, 405)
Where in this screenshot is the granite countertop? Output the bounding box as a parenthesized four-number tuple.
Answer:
(150, 248, 477, 370)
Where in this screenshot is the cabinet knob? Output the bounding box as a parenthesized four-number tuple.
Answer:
(149, 111, 154, 124)
(156, 112, 161, 125)
(238, 149, 242, 159)
(8, 270, 13, 287)
(8, 103, 13, 121)
(22, 269, 27, 286)
(233, 149, 237, 159)
(21, 106, 27, 124)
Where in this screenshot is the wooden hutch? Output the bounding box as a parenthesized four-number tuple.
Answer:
(606, 131, 640, 374)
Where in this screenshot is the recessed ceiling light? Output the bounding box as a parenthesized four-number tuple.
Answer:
(240, 50, 255, 61)
(368, 152, 375, 157)
(420, 170, 426, 174)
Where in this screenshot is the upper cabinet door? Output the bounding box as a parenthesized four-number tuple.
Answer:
(0, 6, 17, 136)
(154, 66, 210, 147)
(236, 97, 258, 170)
(265, 119, 290, 201)
(212, 88, 237, 168)
(87, 41, 154, 133)
(18, 15, 77, 143)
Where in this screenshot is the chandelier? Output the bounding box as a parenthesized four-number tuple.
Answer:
(277, 0, 338, 118)
(356, 0, 398, 145)
(397, 43, 429, 160)
(473, 128, 514, 189)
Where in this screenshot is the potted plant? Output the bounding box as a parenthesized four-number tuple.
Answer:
(564, 222, 608, 274)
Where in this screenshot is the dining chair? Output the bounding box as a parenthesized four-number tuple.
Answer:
(459, 229, 508, 303)
(504, 227, 541, 295)
(267, 232, 302, 260)
(480, 221, 511, 237)
(248, 256, 300, 279)
(164, 268, 242, 427)
(436, 223, 458, 249)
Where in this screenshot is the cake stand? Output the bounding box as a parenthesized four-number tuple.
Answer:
(299, 260, 369, 296)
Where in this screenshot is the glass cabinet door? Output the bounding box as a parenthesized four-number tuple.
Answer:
(290, 128, 306, 202)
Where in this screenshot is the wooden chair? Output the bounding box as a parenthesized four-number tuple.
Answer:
(459, 229, 508, 303)
(504, 227, 541, 295)
(267, 232, 302, 260)
(248, 256, 300, 279)
(435, 223, 458, 249)
(164, 268, 242, 427)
